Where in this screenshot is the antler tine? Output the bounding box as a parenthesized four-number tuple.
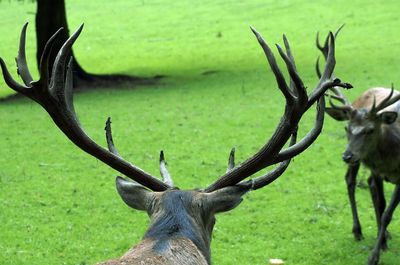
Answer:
(0, 23, 37, 95)
(0, 58, 29, 93)
(36, 27, 64, 88)
(105, 117, 144, 186)
(315, 56, 322, 79)
(282, 34, 298, 95)
(249, 159, 291, 189)
(0, 24, 64, 99)
(226, 148, 235, 173)
(106, 118, 174, 187)
(315, 26, 339, 76)
(315, 31, 329, 60)
(159, 151, 173, 187)
(282, 35, 296, 69)
(276, 41, 307, 103)
(64, 57, 76, 113)
(274, 96, 325, 162)
(325, 92, 346, 105)
(382, 94, 400, 111)
(105, 117, 121, 157)
(379, 86, 394, 108)
(327, 94, 354, 112)
(15, 22, 33, 86)
(49, 24, 83, 101)
(323, 83, 352, 109)
(1, 24, 171, 192)
(371, 95, 377, 113)
(316, 24, 344, 60)
(249, 26, 295, 103)
(334, 24, 345, 40)
(319, 32, 335, 83)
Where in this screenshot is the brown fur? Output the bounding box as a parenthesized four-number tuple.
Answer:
(97, 238, 208, 265)
(352, 87, 400, 111)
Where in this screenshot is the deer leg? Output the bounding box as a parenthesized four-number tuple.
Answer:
(368, 185, 400, 265)
(344, 162, 363, 240)
(374, 176, 391, 241)
(368, 174, 388, 250)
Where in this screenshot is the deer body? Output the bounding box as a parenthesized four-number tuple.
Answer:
(325, 87, 400, 265)
(363, 124, 400, 185)
(317, 28, 400, 264)
(348, 88, 400, 185)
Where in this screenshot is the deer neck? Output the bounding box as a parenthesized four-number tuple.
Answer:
(378, 124, 400, 155)
(363, 124, 400, 180)
(143, 192, 211, 264)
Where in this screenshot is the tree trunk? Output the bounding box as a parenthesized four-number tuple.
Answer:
(35, 0, 160, 89)
(36, 0, 90, 84)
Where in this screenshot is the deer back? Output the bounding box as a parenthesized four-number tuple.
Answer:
(97, 238, 207, 265)
(352, 87, 400, 112)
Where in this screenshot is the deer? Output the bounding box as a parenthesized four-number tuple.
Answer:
(316, 28, 400, 265)
(0, 23, 351, 265)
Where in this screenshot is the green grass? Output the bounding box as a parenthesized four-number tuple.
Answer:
(1, 0, 400, 264)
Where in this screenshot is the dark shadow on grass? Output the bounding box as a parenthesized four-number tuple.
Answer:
(0, 67, 227, 103)
(0, 73, 166, 102)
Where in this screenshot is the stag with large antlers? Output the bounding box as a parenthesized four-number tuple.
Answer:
(317, 29, 400, 265)
(1, 23, 351, 265)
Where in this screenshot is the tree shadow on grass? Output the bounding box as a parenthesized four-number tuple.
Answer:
(0, 73, 165, 102)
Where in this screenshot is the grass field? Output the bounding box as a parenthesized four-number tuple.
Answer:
(1, 0, 400, 264)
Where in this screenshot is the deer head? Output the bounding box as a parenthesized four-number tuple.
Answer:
(326, 87, 400, 164)
(316, 27, 400, 164)
(0, 23, 351, 264)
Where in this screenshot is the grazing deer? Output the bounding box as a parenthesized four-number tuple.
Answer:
(317, 29, 400, 265)
(0, 23, 351, 265)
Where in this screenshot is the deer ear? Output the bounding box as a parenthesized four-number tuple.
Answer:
(378, 111, 398, 124)
(205, 185, 250, 214)
(116, 176, 155, 211)
(325, 108, 350, 121)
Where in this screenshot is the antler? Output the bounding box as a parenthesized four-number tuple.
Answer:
(1, 23, 352, 194)
(226, 148, 236, 173)
(0, 23, 171, 191)
(370, 84, 400, 115)
(326, 95, 354, 113)
(204, 27, 352, 192)
(316, 25, 353, 113)
(159, 150, 173, 187)
(315, 24, 344, 67)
